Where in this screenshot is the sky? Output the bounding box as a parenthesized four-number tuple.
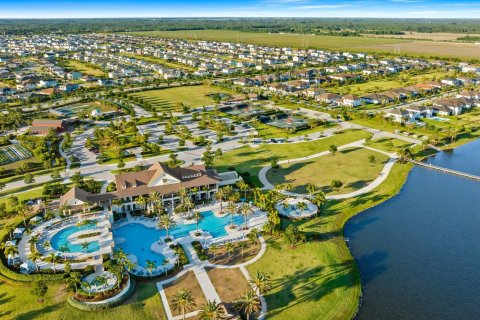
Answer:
(1, 0, 480, 19)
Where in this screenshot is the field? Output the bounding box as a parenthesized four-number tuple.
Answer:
(123, 30, 480, 59)
(62, 59, 106, 77)
(365, 32, 480, 41)
(266, 147, 389, 195)
(213, 129, 372, 186)
(0, 145, 32, 165)
(129, 85, 230, 112)
(206, 268, 250, 303)
(163, 271, 206, 317)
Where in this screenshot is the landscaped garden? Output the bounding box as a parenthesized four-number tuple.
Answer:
(0, 145, 32, 165)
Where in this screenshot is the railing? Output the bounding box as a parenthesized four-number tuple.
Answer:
(410, 160, 480, 181)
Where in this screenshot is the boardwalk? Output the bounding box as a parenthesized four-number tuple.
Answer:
(410, 160, 480, 181)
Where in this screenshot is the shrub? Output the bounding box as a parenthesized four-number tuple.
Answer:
(68, 278, 136, 311)
(191, 241, 208, 261)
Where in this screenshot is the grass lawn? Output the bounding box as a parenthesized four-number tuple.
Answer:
(0, 278, 165, 320)
(122, 54, 195, 71)
(266, 147, 389, 195)
(62, 59, 106, 77)
(206, 267, 250, 303)
(129, 85, 230, 112)
(365, 138, 414, 154)
(252, 122, 338, 140)
(208, 240, 261, 265)
(163, 271, 207, 317)
(213, 129, 372, 186)
(247, 162, 413, 320)
(339, 71, 450, 96)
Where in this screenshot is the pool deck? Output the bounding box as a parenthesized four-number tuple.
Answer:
(18, 213, 113, 272)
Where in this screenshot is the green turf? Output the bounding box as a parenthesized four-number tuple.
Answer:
(128, 85, 230, 112)
(213, 129, 372, 186)
(266, 147, 389, 195)
(248, 162, 413, 320)
(0, 279, 166, 320)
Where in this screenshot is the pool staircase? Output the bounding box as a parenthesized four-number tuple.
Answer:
(410, 160, 480, 181)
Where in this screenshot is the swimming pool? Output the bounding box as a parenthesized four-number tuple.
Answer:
(113, 210, 243, 267)
(51, 222, 101, 253)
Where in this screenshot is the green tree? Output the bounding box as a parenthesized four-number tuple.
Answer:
(172, 289, 197, 320)
(235, 290, 261, 320)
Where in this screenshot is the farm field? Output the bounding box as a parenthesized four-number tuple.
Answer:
(123, 30, 480, 59)
(62, 59, 106, 77)
(129, 85, 230, 112)
(266, 147, 389, 195)
(364, 32, 480, 41)
(0, 144, 32, 165)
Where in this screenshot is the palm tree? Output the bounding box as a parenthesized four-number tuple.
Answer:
(66, 272, 82, 294)
(28, 251, 42, 272)
(235, 290, 261, 320)
(225, 202, 237, 228)
(162, 258, 170, 276)
(145, 259, 157, 278)
(43, 240, 51, 250)
(209, 243, 218, 259)
(4, 245, 18, 263)
(215, 188, 227, 213)
(81, 280, 92, 298)
(148, 191, 161, 214)
(158, 215, 176, 239)
(198, 300, 225, 320)
(28, 234, 40, 250)
(59, 244, 70, 262)
(171, 289, 196, 320)
(94, 275, 109, 295)
(45, 252, 59, 273)
(192, 211, 203, 233)
(225, 242, 235, 260)
(239, 241, 248, 258)
(135, 195, 147, 215)
(249, 271, 272, 295)
(81, 241, 90, 253)
(239, 203, 254, 231)
(306, 183, 317, 197)
(312, 191, 326, 209)
(236, 180, 249, 199)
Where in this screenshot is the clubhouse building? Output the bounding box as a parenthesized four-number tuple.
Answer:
(60, 162, 242, 214)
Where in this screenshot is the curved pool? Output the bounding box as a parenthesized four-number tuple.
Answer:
(113, 210, 243, 268)
(51, 223, 100, 253)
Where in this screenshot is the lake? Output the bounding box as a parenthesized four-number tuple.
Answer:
(345, 139, 480, 319)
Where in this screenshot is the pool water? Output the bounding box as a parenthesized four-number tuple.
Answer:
(113, 210, 243, 267)
(51, 222, 101, 253)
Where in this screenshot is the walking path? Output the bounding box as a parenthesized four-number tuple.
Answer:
(156, 236, 268, 320)
(259, 139, 398, 200)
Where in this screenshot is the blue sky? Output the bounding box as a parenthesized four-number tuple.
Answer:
(1, 0, 480, 19)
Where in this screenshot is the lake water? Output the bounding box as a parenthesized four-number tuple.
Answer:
(344, 139, 480, 320)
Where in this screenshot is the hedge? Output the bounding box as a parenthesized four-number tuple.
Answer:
(67, 278, 136, 311)
(191, 240, 208, 261)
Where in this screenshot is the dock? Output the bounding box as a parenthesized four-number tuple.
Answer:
(410, 160, 480, 181)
